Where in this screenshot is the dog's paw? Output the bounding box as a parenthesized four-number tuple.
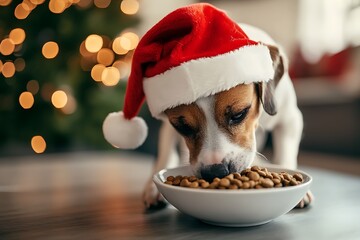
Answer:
(143, 180, 167, 210)
(295, 190, 314, 209)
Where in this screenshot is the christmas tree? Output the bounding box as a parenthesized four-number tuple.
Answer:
(0, 0, 157, 155)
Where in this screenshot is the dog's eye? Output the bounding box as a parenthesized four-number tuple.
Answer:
(171, 116, 198, 138)
(228, 106, 250, 126)
(173, 123, 197, 137)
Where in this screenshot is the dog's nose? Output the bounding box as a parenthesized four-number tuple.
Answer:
(200, 163, 229, 182)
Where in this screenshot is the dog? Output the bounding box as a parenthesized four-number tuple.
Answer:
(142, 23, 313, 209)
(101, 4, 313, 210)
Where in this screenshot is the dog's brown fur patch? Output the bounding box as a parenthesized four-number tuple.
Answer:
(214, 84, 260, 149)
(165, 103, 205, 164)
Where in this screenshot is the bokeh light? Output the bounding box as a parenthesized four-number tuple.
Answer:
(113, 60, 130, 79)
(91, 64, 106, 82)
(119, 36, 131, 50)
(51, 90, 68, 108)
(19, 91, 34, 109)
(14, 58, 26, 72)
(122, 32, 139, 50)
(85, 34, 103, 53)
(42, 41, 59, 59)
(49, 0, 66, 14)
(112, 37, 129, 55)
(2, 62, 16, 78)
(30, 0, 46, 5)
(0, 0, 12, 7)
(14, 44, 23, 53)
(120, 0, 139, 15)
(101, 66, 120, 86)
(31, 135, 46, 154)
(42, 41, 59, 58)
(94, 0, 110, 8)
(26, 80, 40, 95)
(97, 48, 114, 66)
(0, 38, 15, 56)
(79, 40, 92, 57)
(9, 28, 26, 44)
(76, 0, 91, 8)
(14, 3, 30, 19)
(61, 94, 77, 114)
(22, 0, 36, 11)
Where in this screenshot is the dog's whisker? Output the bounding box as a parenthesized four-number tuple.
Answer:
(255, 152, 270, 162)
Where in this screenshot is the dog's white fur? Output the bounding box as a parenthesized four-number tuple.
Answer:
(143, 24, 304, 208)
(192, 97, 257, 177)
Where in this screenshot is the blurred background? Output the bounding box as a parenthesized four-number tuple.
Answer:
(0, 0, 359, 165)
(1, 2, 359, 239)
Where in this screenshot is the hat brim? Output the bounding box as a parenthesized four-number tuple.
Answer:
(143, 44, 274, 119)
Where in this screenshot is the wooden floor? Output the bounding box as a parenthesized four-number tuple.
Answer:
(0, 191, 158, 239)
(0, 152, 152, 240)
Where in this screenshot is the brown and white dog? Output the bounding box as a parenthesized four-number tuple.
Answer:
(101, 4, 313, 210)
(143, 24, 312, 209)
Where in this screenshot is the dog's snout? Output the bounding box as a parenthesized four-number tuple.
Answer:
(200, 163, 229, 182)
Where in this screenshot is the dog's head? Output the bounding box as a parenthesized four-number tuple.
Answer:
(164, 45, 284, 180)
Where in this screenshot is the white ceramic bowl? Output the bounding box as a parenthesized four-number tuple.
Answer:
(153, 165, 312, 227)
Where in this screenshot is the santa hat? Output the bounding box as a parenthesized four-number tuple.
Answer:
(103, 3, 274, 149)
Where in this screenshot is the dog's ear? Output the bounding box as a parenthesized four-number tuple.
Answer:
(267, 44, 285, 86)
(256, 81, 277, 115)
(256, 44, 285, 116)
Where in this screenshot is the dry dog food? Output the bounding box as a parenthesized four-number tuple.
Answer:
(164, 166, 304, 190)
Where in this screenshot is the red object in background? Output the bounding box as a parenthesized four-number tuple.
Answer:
(289, 46, 351, 81)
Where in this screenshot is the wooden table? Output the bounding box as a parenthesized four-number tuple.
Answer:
(0, 152, 359, 240)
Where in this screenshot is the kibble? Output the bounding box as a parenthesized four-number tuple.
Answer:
(247, 171, 260, 181)
(239, 176, 250, 182)
(163, 166, 304, 190)
(273, 178, 281, 185)
(166, 176, 175, 182)
(188, 176, 197, 182)
(261, 178, 274, 188)
(228, 184, 238, 190)
(180, 178, 191, 187)
(201, 182, 210, 188)
(258, 170, 267, 177)
(242, 182, 250, 189)
(233, 173, 241, 179)
(293, 173, 303, 182)
(219, 178, 231, 187)
(290, 179, 298, 186)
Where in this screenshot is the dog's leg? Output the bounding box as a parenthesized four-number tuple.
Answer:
(272, 107, 313, 208)
(296, 190, 314, 208)
(272, 107, 303, 169)
(143, 119, 179, 209)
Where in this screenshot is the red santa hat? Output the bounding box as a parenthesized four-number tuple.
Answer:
(103, 3, 274, 149)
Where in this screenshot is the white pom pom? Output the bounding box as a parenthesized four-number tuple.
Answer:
(102, 111, 148, 149)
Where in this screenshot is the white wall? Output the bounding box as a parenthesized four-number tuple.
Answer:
(212, 0, 299, 57)
(137, 0, 194, 36)
(137, 0, 299, 59)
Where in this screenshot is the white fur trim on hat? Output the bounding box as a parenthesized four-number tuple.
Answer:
(102, 111, 148, 149)
(143, 44, 274, 119)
